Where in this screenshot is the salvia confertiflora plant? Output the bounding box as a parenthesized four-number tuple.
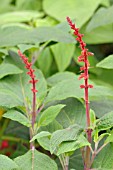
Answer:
(1, 16, 113, 170)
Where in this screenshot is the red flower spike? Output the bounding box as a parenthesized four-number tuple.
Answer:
(80, 66, 86, 71)
(1, 140, 9, 149)
(18, 50, 38, 94)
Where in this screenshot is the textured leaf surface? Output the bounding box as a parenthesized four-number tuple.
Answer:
(96, 55, 113, 69)
(0, 154, 19, 170)
(38, 104, 65, 127)
(57, 135, 90, 155)
(92, 144, 113, 169)
(14, 149, 58, 170)
(0, 63, 23, 79)
(3, 110, 31, 127)
(96, 111, 113, 131)
(87, 6, 113, 32)
(51, 43, 75, 71)
(43, 0, 101, 28)
(56, 98, 86, 128)
(0, 26, 74, 48)
(50, 124, 83, 154)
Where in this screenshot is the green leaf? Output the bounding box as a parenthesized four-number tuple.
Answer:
(3, 110, 31, 127)
(47, 71, 76, 86)
(38, 104, 65, 127)
(45, 78, 113, 104)
(69, 150, 83, 170)
(92, 144, 113, 169)
(56, 98, 86, 128)
(57, 135, 90, 155)
(50, 124, 83, 154)
(82, 23, 113, 44)
(16, 0, 42, 11)
(105, 130, 113, 143)
(0, 26, 74, 48)
(0, 67, 47, 108)
(86, 6, 113, 32)
(0, 11, 44, 25)
(14, 149, 58, 170)
(90, 99, 113, 118)
(96, 55, 113, 69)
(37, 47, 53, 76)
(38, 136, 51, 151)
(43, 0, 101, 28)
(30, 131, 51, 142)
(50, 43, 75, 71)
(0, 154, 19, 170)
(0, 63, 23, 79)
(96, 111, 113, 131)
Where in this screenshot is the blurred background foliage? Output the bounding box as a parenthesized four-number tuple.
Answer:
(1, 0, 113, 169)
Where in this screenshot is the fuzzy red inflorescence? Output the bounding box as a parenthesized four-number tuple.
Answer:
(66, 17, 93, 89)
(18, 50, 38, 93)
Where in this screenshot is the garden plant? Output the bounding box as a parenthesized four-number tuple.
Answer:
(1, 0, 113, 170)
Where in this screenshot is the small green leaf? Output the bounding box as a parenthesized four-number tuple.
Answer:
(90, 109, 96, 129)
(0, 63, 23, 79)
(30, 131, 51, 142)
(105, 130, 113, 144)
(3, 110, 31, 127)
(38, 104, 65, 127)
(14, 149, 58, 170)
(50, 124, 83, 154)
(57, 135, 90, 155)
(0, 154, 19, 170)
(96, 111, 113, 131)
(96, 55, 113, 69)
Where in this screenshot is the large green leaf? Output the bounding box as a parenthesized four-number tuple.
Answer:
(14, 149, 58, 170)
(96, 111, 113, 131)
(45, 77, 113, 104)
(0, 154, 19, 170)
(0, 67, 47, 108)
(57, 135, 90, 155)
(0, 26, 74, 48)
(90, 99, 113, 118)
(82, 23, 113, 44)
(0, 63, 23, 79)
(86, 6, 113, 32)
(96, 55, 113, 69)
(92, 144, 113, 169)
(38, 104, 65, 127)
(50, 43, 75, 71)
(3, 110, 31, 127)
(56, 98, 86, 128)
(47, 71, 76, 86)
(50, 124, 83, 154)
(0, 11, 44, 25)
(43, 0, 101, 28)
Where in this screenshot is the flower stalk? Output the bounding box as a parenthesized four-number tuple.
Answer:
(18, 50, 38, 150)
(67, 17, 94, 169)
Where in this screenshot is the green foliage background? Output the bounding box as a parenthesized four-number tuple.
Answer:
(1, 0, 113, 169)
